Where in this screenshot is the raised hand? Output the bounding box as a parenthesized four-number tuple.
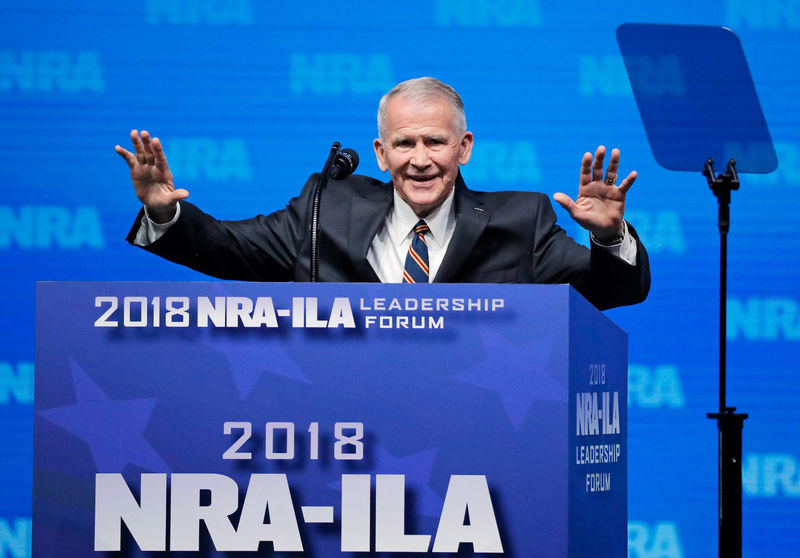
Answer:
(553, 146, 637, 243)
(115, 129, 188, 223)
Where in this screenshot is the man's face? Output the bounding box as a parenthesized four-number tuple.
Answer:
(373, 96, 473, 217)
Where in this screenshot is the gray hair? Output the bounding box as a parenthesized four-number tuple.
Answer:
(377, 77, 467, 140)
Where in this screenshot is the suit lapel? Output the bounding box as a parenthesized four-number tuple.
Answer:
(348, 183, 393, 281)
(434, 177, 489, 283)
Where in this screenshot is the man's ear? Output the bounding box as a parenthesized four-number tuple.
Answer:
(373, 138, 388, 172)
(458, 132, 474, 165)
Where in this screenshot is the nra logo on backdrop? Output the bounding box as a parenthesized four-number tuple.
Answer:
(289, 54, 394, 95)
(0, 206, 104, 250)
(434, 0, 542, 27)
(0, 51, 104, 93)
(162, 138, 252, 182)
(616, 210, 687, 255)
(146, 0, 253, 25)
(628, 365, 685, 409)
(463, 141, 541, 186)
(725, 0, 800, 29)
(728, 297, 800, 341)
(564, 210, 686, 257)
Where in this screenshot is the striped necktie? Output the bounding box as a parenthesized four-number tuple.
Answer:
(402, 220, 430, 283)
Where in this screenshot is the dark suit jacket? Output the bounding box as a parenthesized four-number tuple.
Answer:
(127, 173, 650, 310)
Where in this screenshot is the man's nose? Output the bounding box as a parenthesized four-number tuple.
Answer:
(409, 143, 431, 167)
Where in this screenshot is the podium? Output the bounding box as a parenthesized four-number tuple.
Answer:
(34, 283, 627, 557)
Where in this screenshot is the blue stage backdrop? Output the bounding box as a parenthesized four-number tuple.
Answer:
(1, 1, 799, 557)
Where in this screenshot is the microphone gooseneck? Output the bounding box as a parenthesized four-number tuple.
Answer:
(311, 144, 359, 282)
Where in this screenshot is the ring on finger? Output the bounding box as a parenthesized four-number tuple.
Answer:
(604, 176, 616, 185)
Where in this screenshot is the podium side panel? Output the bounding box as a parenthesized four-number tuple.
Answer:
(568, 290, 628, 558)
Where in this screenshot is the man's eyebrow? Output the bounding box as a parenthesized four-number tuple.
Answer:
(390, 134, 449, 147)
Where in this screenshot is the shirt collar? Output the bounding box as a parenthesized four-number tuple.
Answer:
(386, 188, 456, 249)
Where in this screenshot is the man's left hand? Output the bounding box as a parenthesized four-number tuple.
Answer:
(553, 145, 637, 243)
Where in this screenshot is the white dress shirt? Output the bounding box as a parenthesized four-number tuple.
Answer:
(366, 189, 457, 283)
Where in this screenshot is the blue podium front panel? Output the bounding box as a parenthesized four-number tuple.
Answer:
(34, 282, 626, 557)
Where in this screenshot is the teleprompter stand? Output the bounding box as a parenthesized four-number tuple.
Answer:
(703, 158, 748, 558)
(617, 23, 778, 558)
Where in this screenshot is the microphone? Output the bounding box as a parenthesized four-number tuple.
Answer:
(328, 148, 359, 179)
(311, 143, 357, 281)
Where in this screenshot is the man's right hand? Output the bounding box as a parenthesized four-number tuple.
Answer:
(115, 129, 188, 223)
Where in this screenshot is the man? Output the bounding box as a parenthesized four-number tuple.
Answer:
(117, 77, 649, 310)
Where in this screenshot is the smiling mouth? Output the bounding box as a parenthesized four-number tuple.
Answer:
(407, 175, 438, 184)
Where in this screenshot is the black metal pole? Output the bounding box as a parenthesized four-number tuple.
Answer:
(718, 180, 729, 412)
(707, 409, 747, 557)
(310, 142, 341, 282)
(703, 158, 748, 558)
